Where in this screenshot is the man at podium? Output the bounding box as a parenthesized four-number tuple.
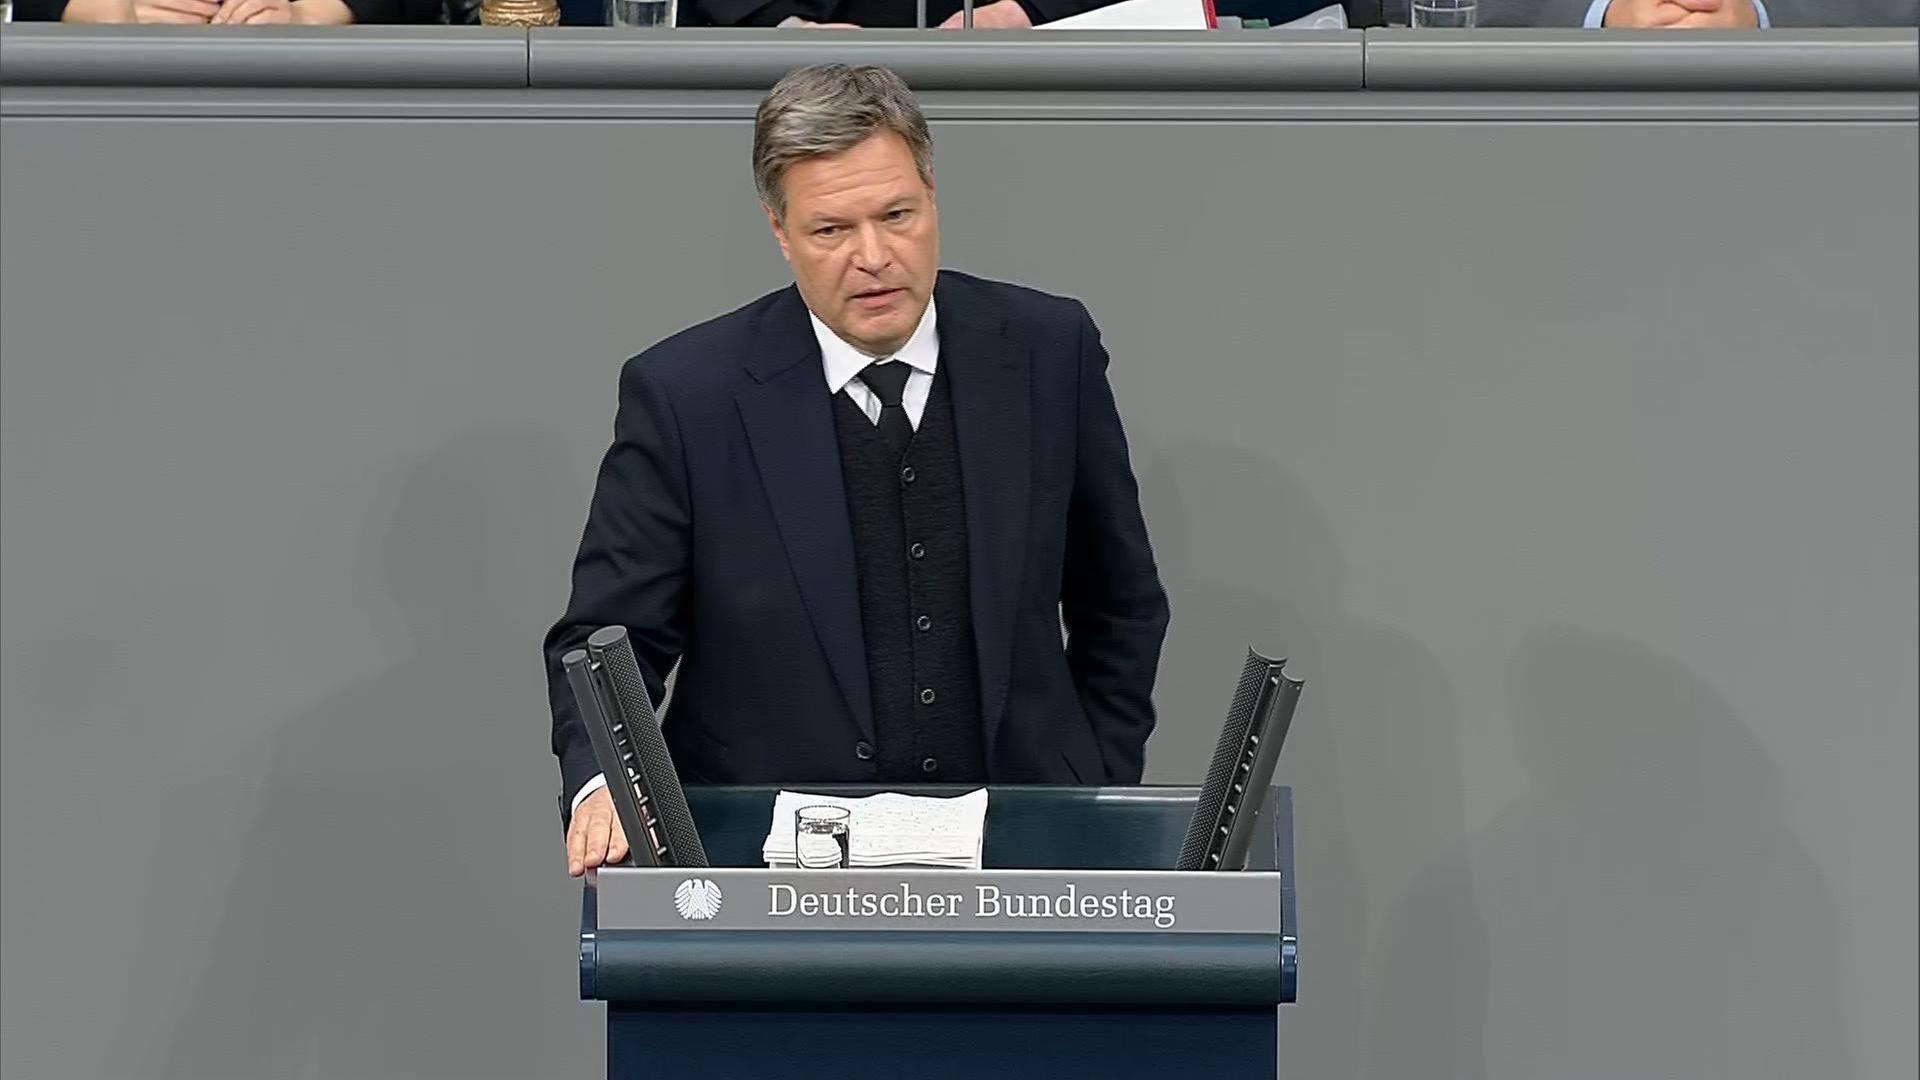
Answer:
(544, 64, 1171, 878)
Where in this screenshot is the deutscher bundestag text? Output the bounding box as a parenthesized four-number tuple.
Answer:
(767, 883, 1178, 929)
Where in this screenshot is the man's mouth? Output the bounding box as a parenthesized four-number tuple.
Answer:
(852, 288, 902, 307)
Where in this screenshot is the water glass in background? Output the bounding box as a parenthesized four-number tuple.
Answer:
(794, 805, 851, 870)
(1410, 0, 1474, 24)
(1, 0, 13, 23)
(608, 0, 674, 24)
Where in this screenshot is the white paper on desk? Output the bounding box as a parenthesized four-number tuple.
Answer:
(761, 788, 989, 870)
(1037, 0, 1211, 29)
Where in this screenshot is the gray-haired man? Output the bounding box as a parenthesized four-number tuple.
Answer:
(544, 65, 1170, 878)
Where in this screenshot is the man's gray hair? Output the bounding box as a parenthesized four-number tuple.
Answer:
(753, 64, 934, 224)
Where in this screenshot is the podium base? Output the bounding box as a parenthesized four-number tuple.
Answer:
(608, 1003, 1276, 1080)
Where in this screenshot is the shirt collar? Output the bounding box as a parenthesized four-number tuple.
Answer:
(812, 295, 939, 397)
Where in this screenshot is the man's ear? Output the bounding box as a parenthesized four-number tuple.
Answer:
(764, 203, 792, 263)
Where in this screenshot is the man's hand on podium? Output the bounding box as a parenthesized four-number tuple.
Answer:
(567, 787, 631, 877)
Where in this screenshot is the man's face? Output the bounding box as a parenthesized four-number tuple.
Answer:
(767, 130, 939, 358)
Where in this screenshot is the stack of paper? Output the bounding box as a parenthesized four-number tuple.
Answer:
(1037, 0, 1211, 29)
(761, 788, 990, 870)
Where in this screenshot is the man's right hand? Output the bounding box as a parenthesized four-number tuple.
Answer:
(566, 787, 631, 877)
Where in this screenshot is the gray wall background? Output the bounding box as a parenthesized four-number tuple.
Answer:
(3, 85, 1916, 1080)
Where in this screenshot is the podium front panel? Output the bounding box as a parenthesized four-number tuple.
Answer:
(580, 784, 1295, 1080)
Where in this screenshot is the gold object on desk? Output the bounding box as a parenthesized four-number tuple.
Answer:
(480, 0, 559, 24)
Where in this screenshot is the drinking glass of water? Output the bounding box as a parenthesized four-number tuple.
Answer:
(1410, 0, 1475, 25)
(608, 0, 674, 25)
(795, 805, 851, 870)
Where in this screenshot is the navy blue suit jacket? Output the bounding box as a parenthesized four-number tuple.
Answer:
(544, 270, 1170, 819)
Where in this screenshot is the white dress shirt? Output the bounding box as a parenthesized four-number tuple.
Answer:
(814, 297, 940, 429)
(568, 298, 942, 814)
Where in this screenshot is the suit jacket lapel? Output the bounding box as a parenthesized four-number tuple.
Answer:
(734, 288, 874, 741)
(938, 275, 1031, 754)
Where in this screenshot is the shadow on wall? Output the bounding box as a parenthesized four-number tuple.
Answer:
(1464, 630, 1853, 1080)
(1136, 440, 1487, 1080)
(158, 426, 598, 1080)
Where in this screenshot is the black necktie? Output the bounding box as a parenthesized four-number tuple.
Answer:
(858, 361, 914, 454)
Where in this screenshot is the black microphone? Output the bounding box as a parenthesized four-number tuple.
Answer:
(562, 626, 708, 868)
(1176, 647, 1303, 871)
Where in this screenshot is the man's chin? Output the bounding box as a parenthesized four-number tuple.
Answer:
(844, 312, 915, 351)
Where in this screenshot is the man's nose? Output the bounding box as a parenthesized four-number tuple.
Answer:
(851, 225, 889, 274)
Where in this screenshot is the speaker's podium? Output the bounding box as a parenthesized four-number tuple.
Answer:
(579, 783, 1298, 1080)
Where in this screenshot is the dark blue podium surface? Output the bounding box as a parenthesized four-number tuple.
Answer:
(580, 784, 1297, 1080)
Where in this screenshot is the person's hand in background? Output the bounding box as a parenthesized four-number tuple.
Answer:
(62, 0, 211, 21)
(939, 0, 1031, 25)
(1602, 0, 1756, 25)
(567, 786, 631, 877)
(211, 0, 355, 21)
(778, 13, 860, 23)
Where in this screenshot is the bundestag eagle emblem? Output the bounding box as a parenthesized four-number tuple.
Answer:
(674, 878, 724, 921)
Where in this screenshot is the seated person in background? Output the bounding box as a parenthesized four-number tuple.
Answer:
(1532, 0, 1766, 25)
(1575, 0, 1913, 24)
(694, 0, 1115, 26)
(1482, 0, 1916, 23)
(21, 0, 435, 21)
